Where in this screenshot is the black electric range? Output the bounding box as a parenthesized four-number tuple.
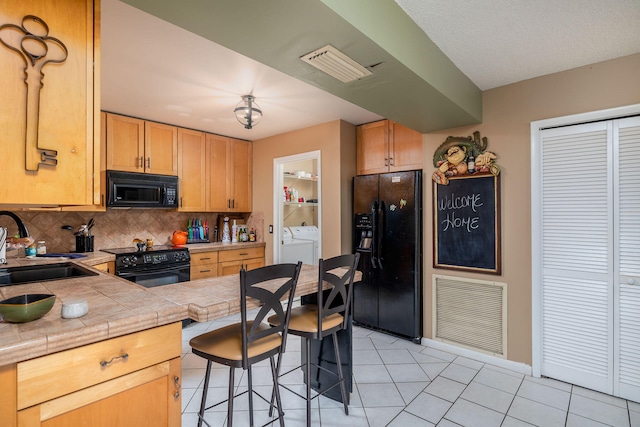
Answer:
(101, 245, 190, 287)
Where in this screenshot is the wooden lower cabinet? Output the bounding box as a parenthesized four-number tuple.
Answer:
(190, 251, 219, 280)
(218, 247, 265, 276)
(3, 323, 182, 427)
(92, 261, 115, 274)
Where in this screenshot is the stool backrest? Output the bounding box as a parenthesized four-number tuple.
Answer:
(240, 261, 302, 368)
(317, 253, 360, 332)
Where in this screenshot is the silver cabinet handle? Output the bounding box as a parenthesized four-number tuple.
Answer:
(146, 157, 151, 169)
(100, 352, 128, 367)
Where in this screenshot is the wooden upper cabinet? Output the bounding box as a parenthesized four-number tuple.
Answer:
(356, 120, 423, 175)
(106, 113, 178, 175)
(177, 128, 207, 212)
(106, 114, 144, 173)
(0, 0, 98, 206)
(144, 121, 178, 175)
(206, 134, 230, 212)
(206, 136, 252, 212)
(389, 121, 423, 172)
(230, 138, 252, 212)
(357, 120, 390, 175)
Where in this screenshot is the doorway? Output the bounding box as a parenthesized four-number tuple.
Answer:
(273, 151, 322, 265)
(531, 104, 640, 401)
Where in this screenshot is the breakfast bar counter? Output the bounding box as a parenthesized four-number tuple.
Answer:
(0, 260, 321, 367)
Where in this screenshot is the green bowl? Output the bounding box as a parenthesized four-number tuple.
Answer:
(0, 294, 56, 323)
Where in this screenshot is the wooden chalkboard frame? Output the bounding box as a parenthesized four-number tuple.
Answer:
(433, 173, 501, 274)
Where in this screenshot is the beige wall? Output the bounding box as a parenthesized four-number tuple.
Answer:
(253, 120, 357, 265)
(423, 53, 640, 365)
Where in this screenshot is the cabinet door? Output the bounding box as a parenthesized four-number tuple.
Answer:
(61, 110, 107, 211)
(206, 134, 230, 211)
(19, 358, 181, 427)
(145, 122, 178, 176)
(389, 121, 423, 172)
(357, 120, 390, 175)
(177, 129, 206, 212)
(106, 113, 145, 173)
(229, 139, 252, 212)
(0, 0, 98, 206)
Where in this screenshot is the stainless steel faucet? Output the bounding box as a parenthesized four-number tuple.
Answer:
(0, 211, 30, 238)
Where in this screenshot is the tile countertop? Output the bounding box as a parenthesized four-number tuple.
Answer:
(0, 241, 290, 367)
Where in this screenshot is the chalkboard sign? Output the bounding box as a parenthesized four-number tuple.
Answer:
(433, 174, 501, 274)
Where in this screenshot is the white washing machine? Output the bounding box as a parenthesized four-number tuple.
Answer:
(281, 227, 315, 265)
(288, 225, 319, 265)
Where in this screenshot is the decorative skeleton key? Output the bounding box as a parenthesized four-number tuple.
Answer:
(0, 15, 68, 171)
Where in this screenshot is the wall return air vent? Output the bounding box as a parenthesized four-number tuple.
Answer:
(300, 45, 372, 83)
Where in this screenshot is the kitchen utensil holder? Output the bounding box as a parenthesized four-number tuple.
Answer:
(76, 235, 94, 253)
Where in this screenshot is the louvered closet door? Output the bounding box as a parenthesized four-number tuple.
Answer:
(615, 116, 640, 400)
(539, 117, 640, 399)
(539, 122, 614, 394)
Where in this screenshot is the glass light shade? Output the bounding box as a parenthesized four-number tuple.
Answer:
(234, 95, 262, 129)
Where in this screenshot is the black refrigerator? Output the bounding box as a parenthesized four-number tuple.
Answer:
(353, 170, 422, 342)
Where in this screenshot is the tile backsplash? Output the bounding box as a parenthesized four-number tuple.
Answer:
(0, 210, 263, 254)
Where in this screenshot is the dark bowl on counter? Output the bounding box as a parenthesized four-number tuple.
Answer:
(0, 294, 56, 323)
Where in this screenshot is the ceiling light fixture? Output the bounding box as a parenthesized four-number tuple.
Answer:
(300, 44, 372, 83)
(234, 95, 262, 129)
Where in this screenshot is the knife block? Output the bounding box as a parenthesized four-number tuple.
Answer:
(76, 236, 94, 253)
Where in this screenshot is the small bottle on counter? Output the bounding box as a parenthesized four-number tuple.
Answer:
(249, 228, 256, 242)
(36, 241, 46, 255)
(240, 226, 248, 242)
(231, 220, 238, 243)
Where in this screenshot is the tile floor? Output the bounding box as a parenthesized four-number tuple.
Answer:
(180, 311, 640, 427)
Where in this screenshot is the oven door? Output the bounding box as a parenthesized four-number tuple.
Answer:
(117, 264, 190, 288)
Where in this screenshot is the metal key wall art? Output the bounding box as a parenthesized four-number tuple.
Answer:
(0, 15, 68, 171)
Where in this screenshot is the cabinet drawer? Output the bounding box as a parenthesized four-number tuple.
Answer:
(190, 251, 218, 266)
(191, 265, 219, 279)
(17, 322, 181, 410)
(219, 247, 264, 263)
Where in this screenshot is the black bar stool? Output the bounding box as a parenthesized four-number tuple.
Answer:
(189, 262, 302, 427)
(269, 253, 359, 427)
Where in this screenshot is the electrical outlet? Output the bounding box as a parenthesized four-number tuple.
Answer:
(269, 225, 273, 233)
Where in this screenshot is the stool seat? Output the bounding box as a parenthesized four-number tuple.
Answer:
(269, 304, 344, 335)
(190, 321, 283, 365)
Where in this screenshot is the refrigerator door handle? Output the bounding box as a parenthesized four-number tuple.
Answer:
(377, 201, 385, 269)
(370, 201, 378, 269)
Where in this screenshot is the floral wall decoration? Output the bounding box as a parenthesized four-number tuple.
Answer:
(431, 131, 500, 185)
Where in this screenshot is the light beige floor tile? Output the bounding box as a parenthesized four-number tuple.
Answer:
(439, 363, 479, 384)
(388, 410, 435, 426)
(569, 394, 630, 427)
(460, 381, 515, 413)
(473, 366, 523, 394)
(358, 383, 405, 407)
(405, 392, 452, 424)
(424, 376, 466, 402)
(386, 363, 430, 383)
(363, 406, 404, 427)
(507, 396, 567, 427)
(444, 398, 504, 427)
(516, 379, 571, 411)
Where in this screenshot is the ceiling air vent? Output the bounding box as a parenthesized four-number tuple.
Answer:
(300, 44, 372, 83)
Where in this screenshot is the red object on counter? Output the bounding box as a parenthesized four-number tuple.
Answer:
(171, 231, 188, 245)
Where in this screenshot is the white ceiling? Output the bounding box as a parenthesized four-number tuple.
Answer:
(101, 0, 640, 141)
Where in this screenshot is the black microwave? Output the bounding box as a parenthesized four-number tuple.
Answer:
(107, 170, 178, 208)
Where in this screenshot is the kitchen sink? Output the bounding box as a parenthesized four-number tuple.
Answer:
(0, 262, 99, 286)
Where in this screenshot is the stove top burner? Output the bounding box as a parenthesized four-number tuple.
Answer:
(101, 245, 185, 255)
